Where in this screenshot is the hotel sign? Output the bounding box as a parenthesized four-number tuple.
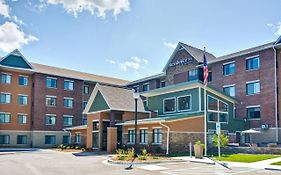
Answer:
(169, 57, 193, 67)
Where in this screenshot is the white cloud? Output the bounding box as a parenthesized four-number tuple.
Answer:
(119, 56, 148, 72)
(46, 0, 130, 18)
(267, 22, 281, 36)
(0, 21, 38, 52)
(0, 0, 10, 18)
(106, 59, 116, 64)
(163, 41, 177, 49)
(12, 15, 24, 25)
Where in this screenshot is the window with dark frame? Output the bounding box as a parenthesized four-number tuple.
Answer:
(177, 95, 191, 111)
(164, 98, 176, 113)
(246, 56, 260, 70)
(140, 129, 148, 144)
(223, 62, 235, 76)
(152, 128, 162, 144)
(128, 130, 135, 143)
(247, 107, 260, 119)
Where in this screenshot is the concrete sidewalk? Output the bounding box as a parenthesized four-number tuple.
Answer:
(172, 156, 281, 171)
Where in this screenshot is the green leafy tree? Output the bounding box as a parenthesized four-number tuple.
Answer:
(212, 133, 229, 148)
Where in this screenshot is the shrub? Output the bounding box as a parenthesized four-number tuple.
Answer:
(81, 148, 86, 152)
(75, 146, 81, 150)
(66, 146, 71, 149)
(195, 140, 204, 146)
(116, 149, 127, 160)
(57, 144, 63, 149)
(126, 148, 135, 160)
(212, 133, 229, 148)
(63, 146, 67, 149)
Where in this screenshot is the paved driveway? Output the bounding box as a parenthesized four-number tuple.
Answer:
(0, 149, 280, 175)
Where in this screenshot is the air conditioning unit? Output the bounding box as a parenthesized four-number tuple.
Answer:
(261, 124, 269, 130)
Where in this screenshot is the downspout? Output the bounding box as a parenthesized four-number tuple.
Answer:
(160, 122, 170, 155)
(273, 46, 279, 143)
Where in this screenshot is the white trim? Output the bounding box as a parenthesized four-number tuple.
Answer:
(245, 54, 259, 60)
(177, 94, 192, 112)
(223, 84, 235, 88)
(1, 72, 12, 75)
(0, 92, 11, 94)
(46, 95, 57, 98)
(163, 97, 176, 114)
(46, 76, 57, 80)
(45, 114, 56, 116)
(246, 80, 260, 84)
(152, 127, 162, 129)
(222, 61, 235, 65)
(63, 97, 74, 100)
(246, 105, 260, 108)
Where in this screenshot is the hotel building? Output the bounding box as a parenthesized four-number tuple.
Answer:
(1, 36, 281, 153)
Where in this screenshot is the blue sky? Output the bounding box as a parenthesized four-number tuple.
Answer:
(0, 0, 281, 81)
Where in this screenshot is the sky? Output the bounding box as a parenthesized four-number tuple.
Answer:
(0, 0, 281, 81)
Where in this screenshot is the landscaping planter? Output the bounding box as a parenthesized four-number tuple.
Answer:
(194, 144, 204, 159)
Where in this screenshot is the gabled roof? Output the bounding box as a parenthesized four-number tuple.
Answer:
(0, 49, 33, 69)
(84, 84, 146, 114)
(31, 63, 129, 86)
(275, 36, 281, 45)
(162, 42, 217, 72)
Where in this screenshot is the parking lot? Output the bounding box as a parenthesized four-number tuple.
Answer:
(0, 149, 280, 175)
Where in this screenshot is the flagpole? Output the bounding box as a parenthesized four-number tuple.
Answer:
(203, 47, 208, 157)
(204, 84, 207, 156)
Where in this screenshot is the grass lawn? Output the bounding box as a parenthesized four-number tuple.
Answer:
(271, 161, 281, 166)
(214, 154, 280, 163)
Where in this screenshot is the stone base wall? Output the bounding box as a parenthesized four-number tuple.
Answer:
(251, 128, 281, 144)
(0, 130, 70, 148)
(169, 132, 204, 153)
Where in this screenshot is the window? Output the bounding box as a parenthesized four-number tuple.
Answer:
(18, 95, 28, 105)
(153, 128, 162, 144)
(128, 129, 135, 144)
(62, 135, 70, 144)
(45, 135, 56, 144)
(143, 99, 148, 110)
(0, 135, 10, 144)
(83, 85, 89, 94)
(46, 96, 56, 107)
(64, 80, 74, 90)
(246, 56, 260, 70)
(64, 98, 74, 108)
(223, 62, 235, 76)
(93, 121, 99, 131)
(0, 113, 11, 123)
(45, 115, 56, 125)
(18, 114, 27, 124)
(17, 135, 27, 144)
(161, 81, 166, 88)
(208, 72, 212, 82)
(207, 96, 228, 123)
(63, 115, 73, 126)
(246, 81, 260, 95)
(1, 73, 11, 84)
(143, 83, 150, 92)
(18, 76, 28, 86)
(0, 93, 11, 104)
(140, 129, 148, 144)
(163, 98, 176, 113)
(188, 69, 198, 81)
(46, 77, 57, 88)
(82, 116, 87, 125)
(75, 133, 81, 144)
(177, 95, 191, 111)
(247, 106, 260, 119)
(223, 85, 235, 97)
(83, 101, 88, 110)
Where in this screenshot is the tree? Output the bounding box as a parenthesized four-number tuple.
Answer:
(212, 133, 229, 148)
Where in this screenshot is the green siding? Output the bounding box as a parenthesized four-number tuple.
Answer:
(89, 91, 110, 112)
(147, 86, 247, 133)
(147, 88, 200, 116)
(200, 88, 246, 133)
(0, 55, 32, 69)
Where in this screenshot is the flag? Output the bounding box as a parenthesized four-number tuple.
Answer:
(203, 48, 208, 86)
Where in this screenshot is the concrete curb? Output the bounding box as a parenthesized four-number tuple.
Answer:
(190, 160, 216, 165)
(107, 158, 186, 165)
(265, 167, 281, 172)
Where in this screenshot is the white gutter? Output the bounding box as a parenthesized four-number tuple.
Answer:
(160, 122, 170, 155)
(273, 46, 279, 143)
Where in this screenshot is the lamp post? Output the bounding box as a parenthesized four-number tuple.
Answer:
(133, 90, 139, 152)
